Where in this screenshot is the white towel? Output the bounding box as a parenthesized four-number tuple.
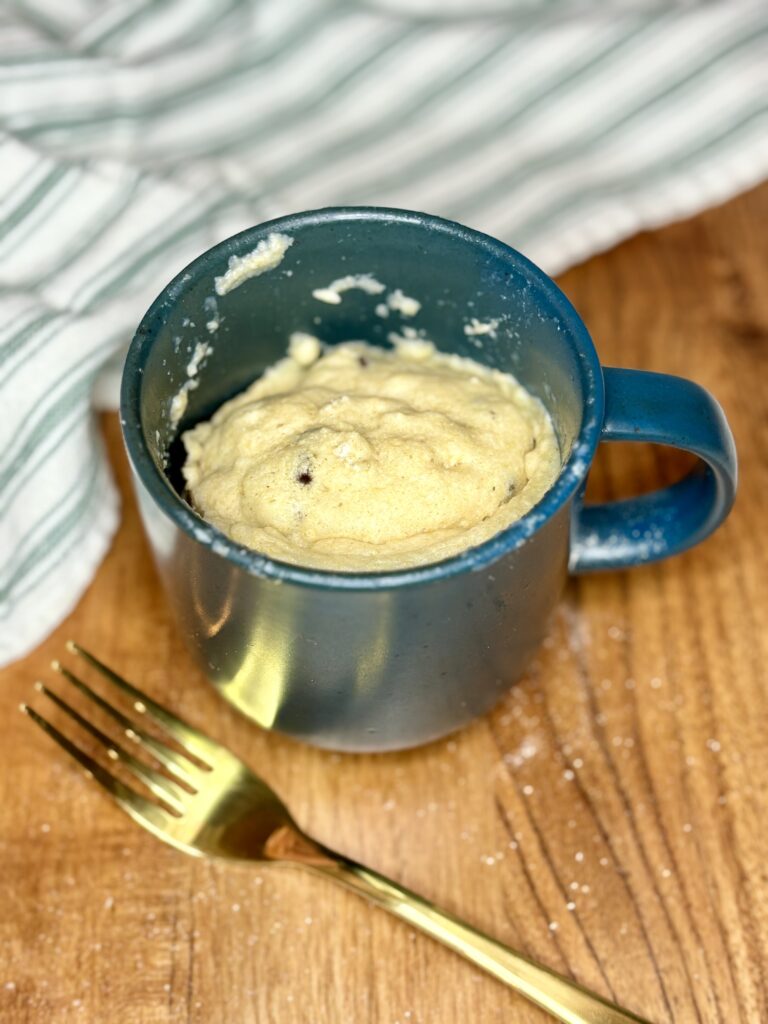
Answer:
(1, 0, 766, 666)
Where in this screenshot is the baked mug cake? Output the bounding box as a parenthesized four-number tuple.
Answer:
(181, 333, 561, 572)
(122, 206, 736, 750)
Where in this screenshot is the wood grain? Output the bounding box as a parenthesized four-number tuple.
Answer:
(2, 184, 767, 1024)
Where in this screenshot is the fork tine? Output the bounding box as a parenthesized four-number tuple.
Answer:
(67, 642, 218, 765)
(36, 682, 188, 814)
(21, 704, 170, 833)
(53, 662, 202, 788)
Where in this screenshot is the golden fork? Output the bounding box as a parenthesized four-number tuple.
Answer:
(23, 643, 654, 1024)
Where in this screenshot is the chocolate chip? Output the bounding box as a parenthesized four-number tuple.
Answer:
(358, 356, 368, 367)
(297, 470, 313, 485)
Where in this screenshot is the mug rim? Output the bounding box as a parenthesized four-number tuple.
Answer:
(121, 205, 604, 590)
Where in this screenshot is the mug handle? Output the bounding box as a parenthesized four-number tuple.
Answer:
(570, 367, 737, 572)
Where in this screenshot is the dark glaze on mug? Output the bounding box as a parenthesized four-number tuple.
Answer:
(121, 208, 737, 751)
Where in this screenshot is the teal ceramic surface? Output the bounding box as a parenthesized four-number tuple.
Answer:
(121, 208, 736, 751)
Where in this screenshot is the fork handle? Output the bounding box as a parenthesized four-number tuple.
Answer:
(312, 856, 653, 1024)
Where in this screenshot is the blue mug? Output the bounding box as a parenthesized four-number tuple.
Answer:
(122, 208, 737, 751)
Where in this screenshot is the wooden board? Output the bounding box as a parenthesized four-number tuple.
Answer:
(2, 183, 767, 1024)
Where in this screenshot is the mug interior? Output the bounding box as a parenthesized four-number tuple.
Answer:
(123, 207, 603, 583)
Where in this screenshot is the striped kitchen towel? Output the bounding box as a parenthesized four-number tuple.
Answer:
(1, 0, 766, 666)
